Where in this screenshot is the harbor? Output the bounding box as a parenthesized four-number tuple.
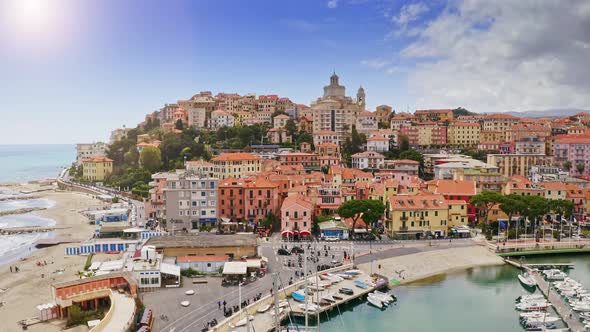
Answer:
(213, 264, 390, 332)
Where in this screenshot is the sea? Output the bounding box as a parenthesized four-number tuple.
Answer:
(0, 144, 74, 265)
(291, 255, 590, 331)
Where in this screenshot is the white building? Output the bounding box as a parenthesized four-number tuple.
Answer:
(355, 111, 378, 135)
(176, 255, 228, 273)
(351, 151, 384, 169)
(209, 110, 235, 129)
(366, 136, 389, 153)
(76, 142, 107, 164)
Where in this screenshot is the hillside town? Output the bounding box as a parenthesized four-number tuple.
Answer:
(36, 73, 590, 332)
(75, 73, 590, 241)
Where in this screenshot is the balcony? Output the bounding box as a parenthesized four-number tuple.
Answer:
(400, 216, 408, 221)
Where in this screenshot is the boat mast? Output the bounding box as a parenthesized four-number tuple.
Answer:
(304, 249, 308, 331)
(273, 272, 279, 330)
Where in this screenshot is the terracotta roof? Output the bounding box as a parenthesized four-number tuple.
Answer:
(367, 136, 389, 141)
(415, 109, 453, 114)
(82, 156, 113, 163)
(282, 195, 313, 210)
(555, 137, 590, 144)
(388, 194, 448, 210)
(186, 160, 214, 166)
(485, 113, 520, 120)
(212, 153, 261, 162)
(351, 151, 384, 158)
(427, 179, 477, 196)
(274, 114, 290, 119)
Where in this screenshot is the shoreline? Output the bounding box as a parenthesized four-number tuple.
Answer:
(0, 183, 103, 332)
(357, 245, 506, 287)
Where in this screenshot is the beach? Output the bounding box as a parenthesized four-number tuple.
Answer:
(358, 245, 505, 285)
(0, 183, 102, 332)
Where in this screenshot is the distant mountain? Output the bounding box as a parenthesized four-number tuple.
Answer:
(497, 108, 590, 118)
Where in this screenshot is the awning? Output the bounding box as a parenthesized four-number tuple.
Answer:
(457, 229, 470, 234)
(160, 262, 180, 276)
(245, 259, 261, 269)
(223, 262, 247, 275)
(299, 230, 311, 236)
(281, 230, 293, 236)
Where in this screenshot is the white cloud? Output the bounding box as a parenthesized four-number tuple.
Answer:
(393, 2, 428, 26)
(361, 58, 391, 69)
(281, 19, 318, 32)
(398, 0, 590, 112)
(327, 0, 339, 9)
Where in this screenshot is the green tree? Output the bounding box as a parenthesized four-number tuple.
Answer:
(175, 119, 184, 130)
(550, 199, 574, 220)
(577, 163, 585, 174)
(469, 191, 503, 224)
(519, 195, 550, 239)
(499, 194, 524, 226)
(139, 146, 162, 173)
(563, 160, 572, 171)
(399, 135, 410, 151)
(285, 119, 298, 137)
(337, 199, 385, 237)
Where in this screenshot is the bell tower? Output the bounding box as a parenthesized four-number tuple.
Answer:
(357, 86, 366, 109)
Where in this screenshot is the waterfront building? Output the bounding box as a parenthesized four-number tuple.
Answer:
(144, 233, 257, 258)
(311, 73, 365, 137)
(82, 156, 113, 182)
(76, 142, 107, 164)
(487, 154, 554, 177)
(385, 193, 467, 239)
(426, 179, 477, 222)
(218, 176, 280, 225)
(163, 172, 218, 230)
(211, 153, 262, 179)
(280, 195, 313, 238)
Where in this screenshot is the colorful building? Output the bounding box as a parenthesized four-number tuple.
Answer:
(82, 156, 113, 182)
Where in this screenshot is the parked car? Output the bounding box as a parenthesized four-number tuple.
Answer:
(277, 248, 291, 256)
(291, 246, 304, 254)
(325, 236, 339, 242)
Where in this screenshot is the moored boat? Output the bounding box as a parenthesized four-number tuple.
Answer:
(518, 272, 537, 289)
(367, 295, 383, 309)
(354, 280, 368, 289)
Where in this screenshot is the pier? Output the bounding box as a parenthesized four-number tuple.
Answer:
(528, 270, 584, 332)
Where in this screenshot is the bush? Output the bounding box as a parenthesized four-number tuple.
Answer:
(66, 304, 105, 327)
(180, 267, 204, 277)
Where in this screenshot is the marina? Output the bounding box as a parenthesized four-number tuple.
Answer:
(214, 265, 390, 332)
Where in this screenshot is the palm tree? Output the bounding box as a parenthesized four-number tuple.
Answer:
(576, 163, 585, 175)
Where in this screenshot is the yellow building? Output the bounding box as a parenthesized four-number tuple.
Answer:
(385, 194, 468, 238)
(211, 153, 262, 179)
(487, 154, 554, 177)
(417, 122, 436, 146)
(82, 156, 113, 182)
(482, 114, 520, 142)
(233, 111, 251, 126)
(447, 122, 481, 146)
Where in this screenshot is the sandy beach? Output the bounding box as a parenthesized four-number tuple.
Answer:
(358, 245, 505, 286)
(0, 183, 104, 332)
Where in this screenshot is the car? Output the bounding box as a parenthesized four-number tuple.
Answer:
(291, 246, 304, 254)
(325, 236, 339, 242)
(277, 248, 291, 256)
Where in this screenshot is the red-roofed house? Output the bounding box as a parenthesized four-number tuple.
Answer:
(426, 180, 477, 222)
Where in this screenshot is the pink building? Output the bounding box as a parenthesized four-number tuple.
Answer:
(398, 125, 419, 146)
(281, 195, 313, 239)
(554, 136, 590, 176)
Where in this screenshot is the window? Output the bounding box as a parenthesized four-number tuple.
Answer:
(303, 211, 307, 217)
(201, 211, 206, 216)
(286, 211, 289, 217)
(201, 192, 206, 197)
(434, 211, 438, 217)
(192, 201, 197, 206)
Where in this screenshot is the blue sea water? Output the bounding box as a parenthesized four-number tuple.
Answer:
(0, 144, 74, 183)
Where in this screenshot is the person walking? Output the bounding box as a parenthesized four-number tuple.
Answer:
(217, 301, 221, 309)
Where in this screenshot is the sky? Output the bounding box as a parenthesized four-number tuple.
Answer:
(1, 0, 589, 144)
